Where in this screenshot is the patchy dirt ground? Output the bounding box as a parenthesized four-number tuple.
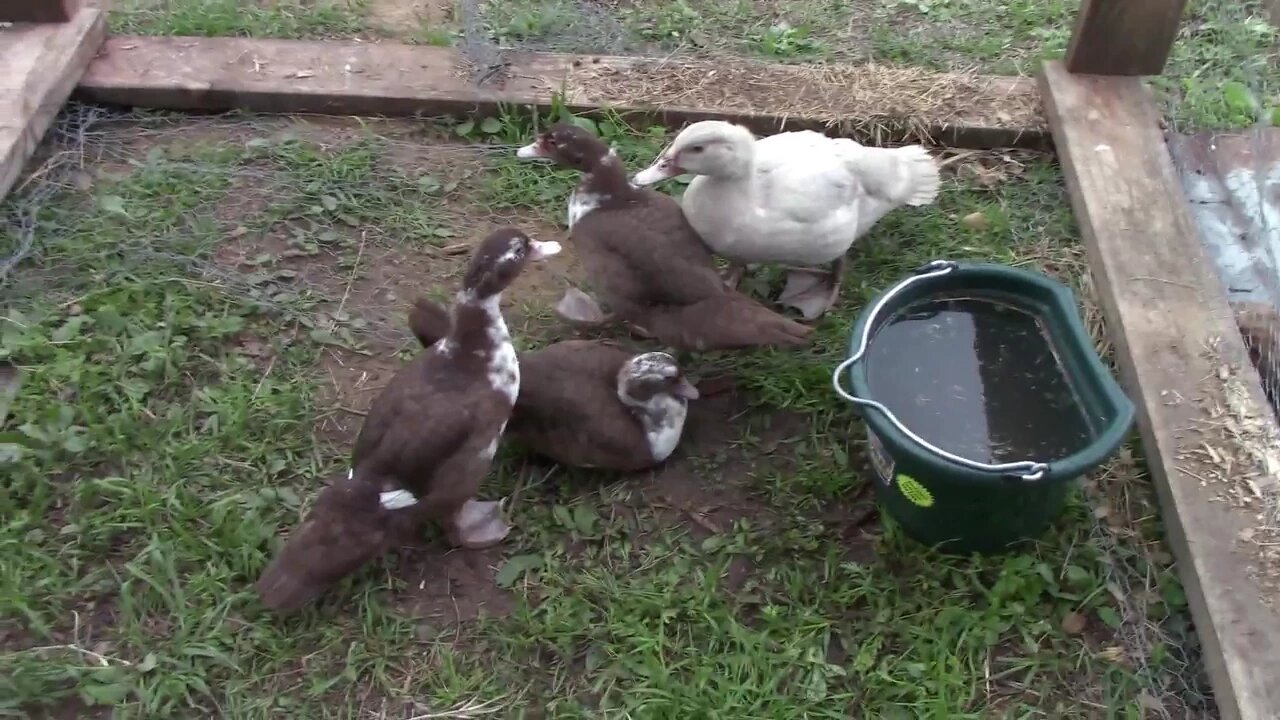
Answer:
(162, 114, 880, 634)
(368, 0, 458, 42)
(4, 109, 1215, 718)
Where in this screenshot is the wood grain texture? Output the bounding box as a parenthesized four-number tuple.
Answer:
(74, 35, 1049, 150)
(1040, 59, 1280, 720)
(1065, 0, 1189, 75)
(0, 6, 107, 205)
(0, 0, 80, 23)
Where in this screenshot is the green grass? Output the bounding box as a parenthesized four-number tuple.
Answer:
(474, 0, 1277, 130)
(102, 0, 1277, 130)
(0, 108, 1210, 717)
(110, 0, 371, 38)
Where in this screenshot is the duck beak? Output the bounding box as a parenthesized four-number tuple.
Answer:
(632, 153, 682, 185)
(516, 139, 550, 159)
(672, 376, 700, 400)
(528, 239, 563, 261)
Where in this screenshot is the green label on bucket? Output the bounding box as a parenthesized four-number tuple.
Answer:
(896, 474, 935, 508)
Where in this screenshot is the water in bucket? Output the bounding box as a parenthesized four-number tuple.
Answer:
(864, 294, 1094, 465)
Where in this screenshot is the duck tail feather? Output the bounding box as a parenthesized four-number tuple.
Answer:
(408, 296, 451, 348)
(729, 296, 814, 347)
(847, 144, 941, 208)
(891, 145, 941, 206)
(254, 480, 388, 612)
(255, 547, 328, 613)
(646, 295, 813, 350)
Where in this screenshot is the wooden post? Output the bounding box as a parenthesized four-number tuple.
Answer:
(1064, 0, 1189, 76)
(0, 0, 81, 23)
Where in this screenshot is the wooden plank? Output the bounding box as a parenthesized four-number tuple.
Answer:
(0, 7, 106, 204)
(0, 0, 79, 23)
(74, 35, 1048, 150)
(1039, 59, 1280, 720)
(1065, 0, 1188, 76)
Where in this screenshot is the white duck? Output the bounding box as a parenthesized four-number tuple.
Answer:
(631, 121, 942, 320)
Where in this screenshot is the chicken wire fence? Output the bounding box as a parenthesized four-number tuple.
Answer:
(1, 2, 1275, 715)
(1, 106, 1224, 717)
(0, 103, 532, 349)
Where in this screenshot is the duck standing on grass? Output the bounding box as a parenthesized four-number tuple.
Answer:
(514, 122, 813, 351)
(632, 120, 942, 320)
(254, 227, 561, 612)
(409, 297, 700, 471)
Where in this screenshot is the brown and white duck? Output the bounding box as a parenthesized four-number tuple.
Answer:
(254, 227, 561, 612)
(514, 122, 814, 352)
(409, 296, 700, 471)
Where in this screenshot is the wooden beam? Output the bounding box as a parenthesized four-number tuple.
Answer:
(0, 6, 107, 205)
(1039, 59, 1280, 720)
(1065, 0, 1188, 76)
(74, 35, 1048, 150)
(0, 0, 80, 23)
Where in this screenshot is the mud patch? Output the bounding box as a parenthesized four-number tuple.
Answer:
(369, 386, 853, 627)
(369, 0, 457, 37)
(398, 544, 517, 624)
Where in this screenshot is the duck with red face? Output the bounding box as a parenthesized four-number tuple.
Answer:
(514, 122, 814, 351)
(254, 227, 560, 612)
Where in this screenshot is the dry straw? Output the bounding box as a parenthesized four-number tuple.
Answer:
(530, 54, 1045, 144)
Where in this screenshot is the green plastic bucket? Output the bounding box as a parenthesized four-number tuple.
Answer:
(832, 260, 1135, 555)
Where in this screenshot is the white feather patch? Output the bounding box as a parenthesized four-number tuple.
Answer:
(378, 489, 418, 510)
(479, 295, 519, 404)
(567, 189, 602, 229)
(644, 398, 688, 462)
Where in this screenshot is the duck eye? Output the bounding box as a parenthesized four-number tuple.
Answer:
(690, 145, 704, 153)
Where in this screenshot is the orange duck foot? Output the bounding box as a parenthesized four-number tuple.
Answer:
(720, 264, 747, 289)
(778, 258, 846, 321)
(446, 499, 511, 549)
(555, 287, 611, 325)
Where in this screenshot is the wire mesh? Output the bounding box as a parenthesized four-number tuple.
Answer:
(0, 104, 535, 350)
(4, 2, 1275, 716)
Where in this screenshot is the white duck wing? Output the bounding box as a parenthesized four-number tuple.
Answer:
(832, 141, 942, 236)
(752, 132, 864, 227)
(756, 131, 941, 214)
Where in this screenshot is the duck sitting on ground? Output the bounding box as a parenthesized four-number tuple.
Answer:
(408, 297, 700, 471)
(514, 122, 813, 351)
(254, 227, 561, 612)
(631, 120, 941, 320)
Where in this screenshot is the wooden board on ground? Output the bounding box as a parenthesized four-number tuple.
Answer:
(74, 35, 1047, 150)
(1168, 129, 1280, 311)
(0, 6, 107, 205)
(1039, 59, 1280, 720)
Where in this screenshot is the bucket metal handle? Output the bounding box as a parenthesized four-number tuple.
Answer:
(831, 260, 1050, 482)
